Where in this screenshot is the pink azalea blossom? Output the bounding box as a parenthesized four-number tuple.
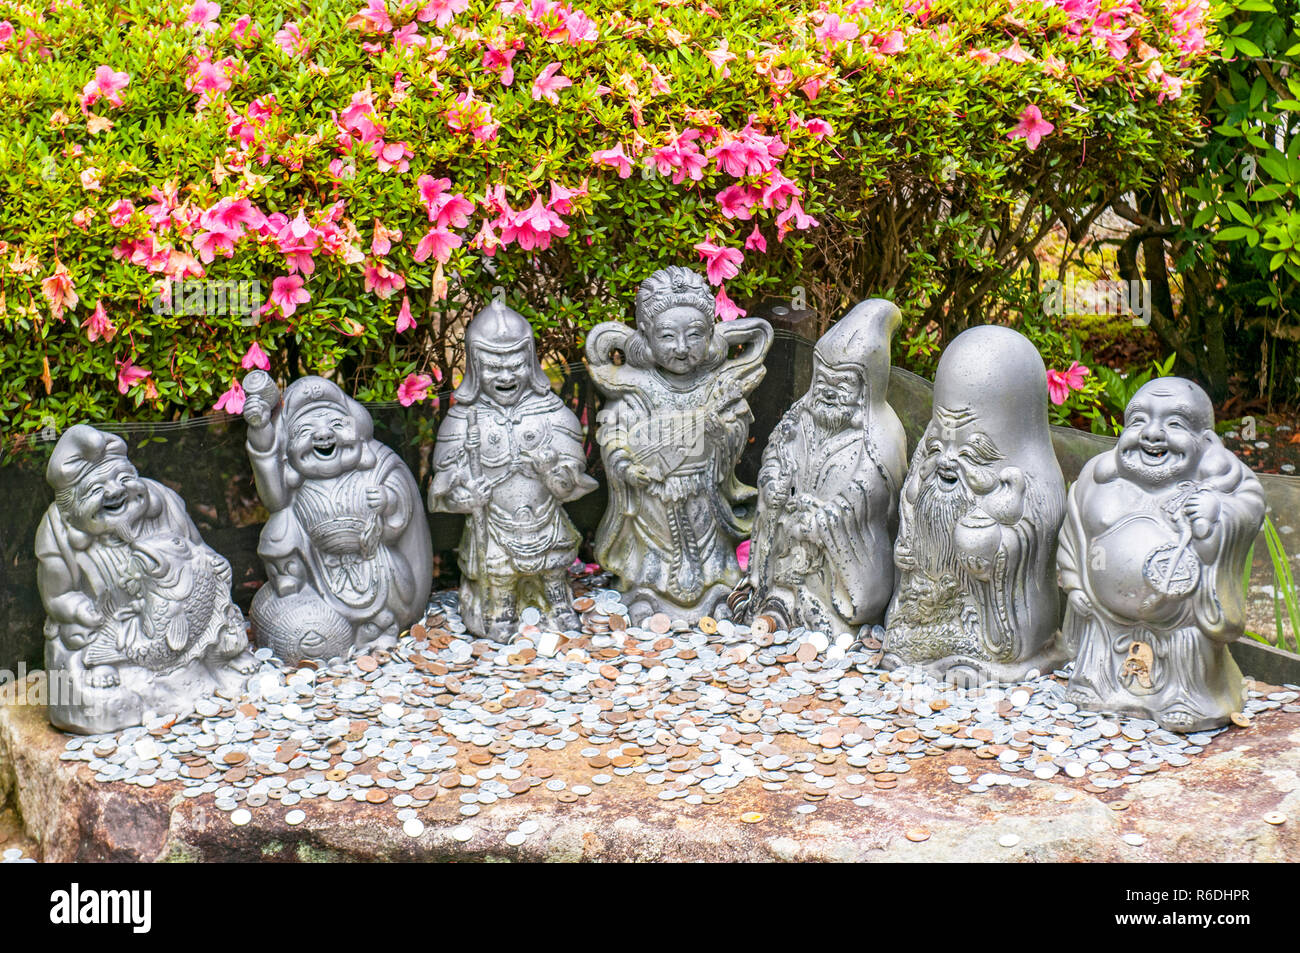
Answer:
(0, 21, 13, 47)
(651, 130, 707, 184)
(736, 539, 751, 571)
(241, 341, 271, 370)
(1046, 361, 1090, 405)
(1008, 104, 1055, 151)
(85, 300, 116, 342)
(372, 219, 402, 256)
(187, 0, 221, 32)
(693, 239, 743, 286)
(744, 225, 767, 253)
(79, 168, 102, 192)
(372, 139, 413, 173)
(444, 90, 499, 141)
(273, 210, 321, 275)
(364, 262, 407, 299)
(396, 295, 415, 332)
(499, 196, 570, 251)
(759, 170, 802, 210)
(116, 359, 151, 395)
(419, 0, 468, 28)
(270, 274, 310, 317)
(107, 199, 134, 228)
(41, 263, 78, 319)
(805, 118, 834, 139)
(565, 9, 598, 44)
(357, 0, 393, 32)
(875, 30, 907, 54)
(705, 40, 735, 77)
(815, 13, 859, 47)
(591, 142, 633, 178)
(708, 122, 787, 178)
(80, 65, 130, 110)
(967, 47, 1000, 65)
(397, 372, 433, 405)
(714, 285, 746, 321)
(548, 179, 587, 215)
(275, 22, 310, 58)
(482, 45, 518, 86)
(214, 379, 246, 414)
(531, 62, 572, 104)
(418, 175, 474, 228)
(716, 184, 760, 221)
(231, 14, 260, 44)
(1157, 71, 1186, 103)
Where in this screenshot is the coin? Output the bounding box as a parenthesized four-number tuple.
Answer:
(1264, 812, 1287, 825)
(285, 810, 306, 826)
(698, 617, 718, 635)
(648, 613, 672, 634)
(230, 809, 251, 827)
(740, 812, 764, 823)
(997, 834, 1019, 848)
(403, 818, 425, 838)
(450, 826, 474, 842)
(1230, 712, 1251, 728)
(1122, 832, 1146, 846)
(905, 828, 931, 843)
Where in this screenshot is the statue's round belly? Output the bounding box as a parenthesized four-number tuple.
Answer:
(1088, 514, 1188, 624)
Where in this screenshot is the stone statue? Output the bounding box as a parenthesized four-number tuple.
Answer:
(882, 325, 1066, 681)
(34, 425, 257, 733)
(428, 302, 597, 641)
(241, 372, 432, 664)
(1058, 378, 1263, 732)
(587, 266, 773, 625)
(735, 299, 907, 639)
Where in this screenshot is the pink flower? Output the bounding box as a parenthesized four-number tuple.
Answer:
(445, 90, 499, 141)
(531, 61, 572, 104)
(214, 379, 246, 414)
(1008, 104, 1055, 151)
(591, 142, 633, 178)
(1046, 361, 1090, 405)
(413, 226, 463, 263)
(270, 274, 310, 317)
(419, 0, 468, 28)
(736, 539, 752, 571)
(482, 45, 518, 86)
(815, 13, 859, 47)
(775, 197, 820, 239)
(499, 196, 570, 251)
(397, 372, 433, 405)
(875, 30, 906, 54)
(232, 14, 259, 44)
(705, 40, 735, 77)
(547, 179, 586, 215)
(967, 47, 999, 65)
(418, 175, 475, 228)
(357, 0, 393, 32)
(0, 21, 13, 47)
(85, 300, 116, 342)
(714, 285, 746, 321)
(372, 219, 403, 256)
(396, 295, 415, 333)
(41, 263, 78, 319)
(565, 10, 598, 44)
(1001, 39, 1033, 63)
(708, 122, 787, 178)
(1157, 71, 1186, 103)
(80, 65, 130, 110)
(372, 139, 413, 173)
(744, 224, 767, 253)
(116, 359, 151, 395)
(80, 168, 102, 192)
(275, 22, 310, 58)
(651, 130, 707, 184)
(693, 239, 743, 286)
(716, 184, 760, 220)
(241, 341, 271, 370)
(805, 118, 834, 139)
(364, 262, 407, 299)
(187, 0, 221, 32)
(107, 199, 134, 227)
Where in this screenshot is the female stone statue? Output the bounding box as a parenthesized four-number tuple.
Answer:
(587, 266, 772, 624)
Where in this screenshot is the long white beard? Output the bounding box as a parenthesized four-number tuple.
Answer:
(911, 472, 975, 575)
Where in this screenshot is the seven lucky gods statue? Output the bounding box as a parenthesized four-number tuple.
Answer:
(429, 302, 598, 642)
(882, 325, 1067, 682)
(241, 373, 432, 665)
(737, 299, 908, 640)
(35, 425, 257, 733)
(1058, 378, 1264, 732)
(587, 266, 773, 625)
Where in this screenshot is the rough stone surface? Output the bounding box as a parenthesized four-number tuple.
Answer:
(4, 672, 1299, 862)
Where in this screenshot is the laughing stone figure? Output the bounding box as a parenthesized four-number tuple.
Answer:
(882, 325, 1067, 681)
(35, 425, 257, 734)
(1058, 378, 1263, 732)
(739, 299, 907, 639)
(428, 302, 597, 642)
(587, 266, 773, 624)
(242, 373, 432, 664)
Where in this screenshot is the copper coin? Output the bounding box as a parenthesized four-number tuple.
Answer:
(556, 791, 579, 803)
(534, 767, 554, 780)
(608, 614, 627, 631)
(905, 828, 931, 843)
(1231, 712, 1251, 728)
(440, 774, 461, 789)
(356, 655, 378, 673)
(866, 759, 889, 774)
(223, 751, 248, 765)
(508, 780, 531, 794)
(365, 790, 389, 804)
(588, 755, 611, 768)
(469, 752, 492, 765)
(573, 597, 596, 612)
(648, 613, 672, 634)
(698, 616, 718, 635)
(224, 766, 248, 783)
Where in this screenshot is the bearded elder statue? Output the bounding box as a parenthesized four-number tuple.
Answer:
(1058, 378, 1263, 732)
(241, 373, 432, 664)
(736, 299, 907, 639)
(35, 425, 257, 733)
(882, 325, 1067, 681)
(428, 302, 597, 642)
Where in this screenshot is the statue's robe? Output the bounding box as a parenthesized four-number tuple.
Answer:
(1058, 443, 1264, 730)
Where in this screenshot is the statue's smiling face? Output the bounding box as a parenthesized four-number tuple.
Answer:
(647, 306, 711, 375)
(288, 406, 362, 479)
(68, 459, 147, 536)
(479, 346, 531, 407)
(1117, 386, 1208, 488)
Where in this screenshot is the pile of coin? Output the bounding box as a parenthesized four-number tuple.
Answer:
(53, 571, 1297, 840)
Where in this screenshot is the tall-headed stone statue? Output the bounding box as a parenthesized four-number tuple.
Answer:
(882, 325, 1066, 681)
(736, 299, 907, 639)
(429, 302, 597, 642)
(241, 373, 432, 664)
(1058, 378, 1263, 731)
(35, 425, 257, 733)
(587, 266, 773, 625)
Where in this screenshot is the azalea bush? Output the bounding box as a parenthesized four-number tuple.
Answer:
(0, 0, 1216, 444)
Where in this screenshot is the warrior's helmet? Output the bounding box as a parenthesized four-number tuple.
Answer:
(455, 301, 550, 403)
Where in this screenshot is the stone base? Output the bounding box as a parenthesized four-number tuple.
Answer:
(4, 672, 1300, 862)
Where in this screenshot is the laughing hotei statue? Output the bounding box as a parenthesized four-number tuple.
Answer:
(1057, 378, 1263, 732)
(882, 325, 1067, 681)
(34, 425, 257, 734)
(241, 372, 432, 665)
(736, 299, 908, 640)
(428, 302, 598, 642)
(587, 266, 773, 625)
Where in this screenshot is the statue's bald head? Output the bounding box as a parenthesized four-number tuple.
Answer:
(1129, 377, 1214, 433)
